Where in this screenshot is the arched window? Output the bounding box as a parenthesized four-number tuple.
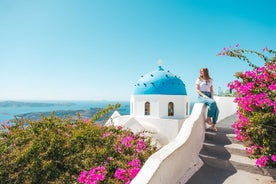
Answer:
(130, 101, 133, 115)
(145, 101, 150, 115)
(168, 102, 174, 116)
(186, 102, 189, 116)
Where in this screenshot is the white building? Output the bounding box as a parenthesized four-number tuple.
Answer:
(107, 65, 237, 183)
(107, 65, 190, 146)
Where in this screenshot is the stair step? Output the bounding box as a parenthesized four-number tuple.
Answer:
(193, 114, 276, 182)
(230, 155, 276, 179)
(206, 126, 234, 134)
(216, 127, 235, 134)
(222, 170, 276, 184)
(202, 117, 276, 180)
(205, 131, 232, 145)
(205, 131, 243, 145)
(224, 143, 246, 155)
(200, 153, 275, 177)
(202, 141, 247, 157)
(226, 133, 243, 144)
(186, 164, 276, 184)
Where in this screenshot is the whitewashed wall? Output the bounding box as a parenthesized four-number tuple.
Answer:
(106, 97, 238, 184)
(131, 103, 206, 184)
(130, 95, 190, 119)
(214, 96, 237, 122)
(131, 97, 237, 184)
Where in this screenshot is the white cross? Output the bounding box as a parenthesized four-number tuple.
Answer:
(157, 59, 163, 66)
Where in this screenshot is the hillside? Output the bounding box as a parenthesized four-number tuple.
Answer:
(0, 101, 74, 107)
(14, 107, 129, 121)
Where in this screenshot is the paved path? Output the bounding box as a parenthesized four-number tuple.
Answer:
(186, 114, 276, 184)
(187, 163, 276, 184)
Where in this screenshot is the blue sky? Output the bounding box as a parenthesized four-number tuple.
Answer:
(1, 0, 275, 102)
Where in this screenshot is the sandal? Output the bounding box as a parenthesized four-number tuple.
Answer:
(205, 119, 213, 125)
(211, 125, 217, 132)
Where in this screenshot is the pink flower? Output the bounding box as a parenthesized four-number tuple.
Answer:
(268, 83, 276, 90)
(221, 46, 276, 168)
(114, 168, 127, 180)
(271, 155, 276, 163)
(128, 167, 140, 179)
(253, 93, 273, 107)
(78, 166, 105, 183)
(136, 139, 147, 153)
(262, 47, 268, 51)
(117, 145, 123, 153)
(122, 135, 134, 148)
(89, 166, 105, 182)
(83, 118, 90, 124)
(94, 123, 102, 128)
(102, 132, 111, 138)
(107, 157, 114, 161)
(217, 50, 226, 56)
(78, 170, 87, 183)
(267, 63, 276, 71)
(274, 101, 276, 115)
(114, 159, 142, 182)
(245, 144, 259, 155)
(256, 155, 268, 168)
(235, 43, 240, 48)
(128, 159, 141, 168)
(245, 147, 252, 155)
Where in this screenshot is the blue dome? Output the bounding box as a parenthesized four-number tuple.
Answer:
(133, 66, 187, 95)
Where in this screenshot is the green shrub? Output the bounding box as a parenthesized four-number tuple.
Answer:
(0, 104, 157, 183)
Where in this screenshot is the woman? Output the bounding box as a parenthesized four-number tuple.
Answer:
(195, 68, 219, 131)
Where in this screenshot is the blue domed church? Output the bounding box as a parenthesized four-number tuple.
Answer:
(131, 66, 189, 119)
(107, 65, 190, 146)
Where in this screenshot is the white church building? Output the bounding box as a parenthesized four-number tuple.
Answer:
(131, 65, 189, 119)
(107, 65, 190, 147)
(107, 65, 237, 183)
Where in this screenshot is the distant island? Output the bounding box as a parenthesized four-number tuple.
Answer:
(0, 101, 75, 108)
(0, 100, 130, 123)
(14, 107, 129, 121)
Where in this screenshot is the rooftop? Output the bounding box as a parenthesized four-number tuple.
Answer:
(133, 66, 187, 95)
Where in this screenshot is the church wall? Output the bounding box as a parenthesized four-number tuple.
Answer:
(130, 95, 189, 119)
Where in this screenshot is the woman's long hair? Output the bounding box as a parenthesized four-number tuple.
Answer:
(199, 68, 212, 81)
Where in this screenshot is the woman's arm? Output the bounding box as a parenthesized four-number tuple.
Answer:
(210, 85, 214, 99)
(196, 84, 209, 98)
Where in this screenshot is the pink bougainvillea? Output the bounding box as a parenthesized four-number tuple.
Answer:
(256, 156, 269, 168)
(78, 166, 106, 184)
(219, 46, 276, 168)
(114, 159, 141, 183)
(78, 124, 156, 183)
(271, 155, 276, 163)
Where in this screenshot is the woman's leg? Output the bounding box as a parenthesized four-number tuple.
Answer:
(206, 99, 219, 131)
(198, 96, 214, 124)
(206, 100, 219, 124)
(198, 96, 219, 130)
(212, 105, 219, 124)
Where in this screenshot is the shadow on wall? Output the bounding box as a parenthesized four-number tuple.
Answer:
(189, 102, 195, 114)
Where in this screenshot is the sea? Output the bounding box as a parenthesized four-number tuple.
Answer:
(0, 100, 195, 124)
(0, 100, 130, 123)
